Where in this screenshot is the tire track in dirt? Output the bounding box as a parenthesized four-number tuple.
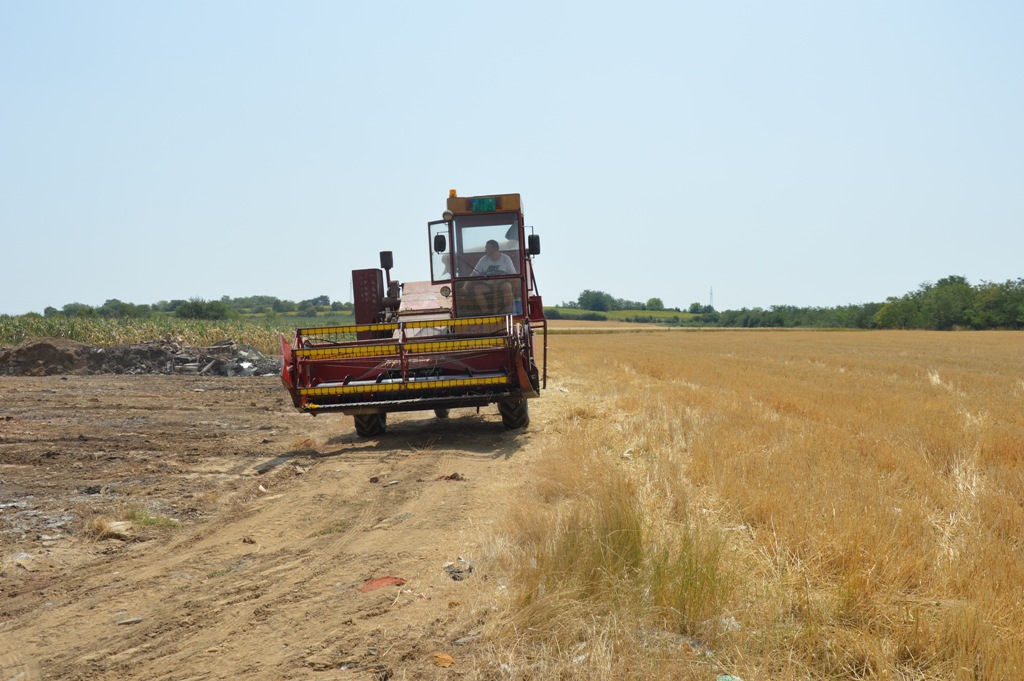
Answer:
(0, 646, 40, 681)
(187, 412, 529, 676)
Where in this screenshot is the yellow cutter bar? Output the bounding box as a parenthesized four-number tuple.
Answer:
(407, 336, 508, 353)
(296, 344, 399, 360)
(301, 375, 509, 398)
(402, 316, 506, 330)
(295, 336, 509, 361)
(298, 316, 507, 337)
(298, 322, 398, 335)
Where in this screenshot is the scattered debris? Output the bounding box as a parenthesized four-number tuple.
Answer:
(369, 475, 382, 483)
(358, 576, 407, 593)
(444, 558, 474, 581)
(383, 480, 400, 488)
(13, 552, 37, 571)
(718, 615, 742, 632)
(254, 456, 292, 475)
(638, 627, 703, 653)
(369, 665, 392, 681)
(115, 616, 144, 625)
(436, 472, 464, 481)
(0, 337, 282, 377)
(452, 633, 479, 646)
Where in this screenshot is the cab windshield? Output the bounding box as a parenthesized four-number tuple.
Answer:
(431, 213, 521, 281)
(453, 213, 520, 279)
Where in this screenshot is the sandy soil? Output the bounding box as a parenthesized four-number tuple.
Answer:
(0, 373, 551, 679)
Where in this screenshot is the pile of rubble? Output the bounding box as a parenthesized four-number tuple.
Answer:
(0, 337, 282, 377)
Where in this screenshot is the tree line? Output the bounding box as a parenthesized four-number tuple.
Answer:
(39, 295, 352, 321)
(560, 290, 674, 312)
(873, 275, 1024, 330)
(561, 276, 1024, 330)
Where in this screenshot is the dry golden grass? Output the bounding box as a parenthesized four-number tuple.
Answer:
(483, 330, 1024, 679)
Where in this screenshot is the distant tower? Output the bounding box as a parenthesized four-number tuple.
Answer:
(710, 286, 714, 310)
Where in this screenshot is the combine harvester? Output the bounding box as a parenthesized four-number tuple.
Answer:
(281, 190, 547, 436)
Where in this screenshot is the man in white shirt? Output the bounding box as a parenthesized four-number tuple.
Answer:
(473, 239, 516, 313)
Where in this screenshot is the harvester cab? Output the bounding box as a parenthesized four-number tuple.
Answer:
(280, 190, 547, 437)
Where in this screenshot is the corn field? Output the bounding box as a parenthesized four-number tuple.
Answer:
(0, 316, 335, 356)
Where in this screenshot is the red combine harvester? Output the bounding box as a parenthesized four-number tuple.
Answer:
(280, 190, 547, 436)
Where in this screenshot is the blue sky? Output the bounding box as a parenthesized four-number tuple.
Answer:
(2, 1, 1021, 315)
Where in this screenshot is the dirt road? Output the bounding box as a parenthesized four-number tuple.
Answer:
(1, 374, 554, 679)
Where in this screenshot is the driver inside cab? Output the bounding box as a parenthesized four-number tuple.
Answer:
(473, 239, 516, 313)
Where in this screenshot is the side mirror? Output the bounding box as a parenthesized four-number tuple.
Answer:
(433, 234, 447, 253)
(380, 251, 394, 270)
(528, 234, 541, 256)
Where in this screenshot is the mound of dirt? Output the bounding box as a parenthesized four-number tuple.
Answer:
(0, 337, 90, 375)
(0, 337, 281, 377)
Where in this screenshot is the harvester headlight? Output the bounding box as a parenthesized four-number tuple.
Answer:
(440, 286, 452, 298)
(442, 209, 454, 221)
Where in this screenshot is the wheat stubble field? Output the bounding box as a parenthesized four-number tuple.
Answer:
(498, 329, 1023, 679)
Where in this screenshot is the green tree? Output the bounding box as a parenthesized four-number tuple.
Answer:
(970, 282, 1005, 328)
(62, 302, 96, 317)
(646, 297, 665, 311)
(577, 289, 615, 311)
(920, 275, 975, 330)
(176, 298, 231, 320)
(971, 279, 1024, 329)
(98, 299, 130, 317)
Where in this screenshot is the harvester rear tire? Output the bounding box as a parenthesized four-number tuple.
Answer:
(434, 408, 450, 419)
(354, 413, 387, 437)
(499, 398, 529, 430)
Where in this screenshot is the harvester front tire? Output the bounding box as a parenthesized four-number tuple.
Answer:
(434, 408, 450, 419)
(499, 398, 529, 430)
(354, 413, 387, 437)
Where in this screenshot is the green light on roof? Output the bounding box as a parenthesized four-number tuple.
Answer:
(471, 197, 497, 212)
